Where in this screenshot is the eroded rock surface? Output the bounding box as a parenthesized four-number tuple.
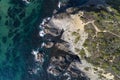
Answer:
(35, 0, 120, 80)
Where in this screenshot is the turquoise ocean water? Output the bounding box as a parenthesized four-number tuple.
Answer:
(0, 0, 58, 80)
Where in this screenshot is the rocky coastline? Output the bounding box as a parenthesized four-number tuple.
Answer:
(31, 0, 120, 80)
(36, 11, 90, 80)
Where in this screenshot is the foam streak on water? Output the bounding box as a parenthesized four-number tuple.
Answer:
(58, 2, 61, 8)
(39, 30, 45, 37)
(31, 0, 64, 78)
(32, 50, 39, 61)
(31, 16, 53, 76)
(22, 0, 30, 4)
(41, 42, 45, 48)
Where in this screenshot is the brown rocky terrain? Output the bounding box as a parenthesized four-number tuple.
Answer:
(36, 0, 120, 80)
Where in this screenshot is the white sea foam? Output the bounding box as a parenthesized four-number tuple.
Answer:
(32, 68, 38, 74)
(47, 17, 51, 20)
(63, 72, 71, 80)
(32, 50, 38, 55)
(41, 42, 45, 48)
(39, 25, 42, 28)
(43, 19, 47, 22)
(41, 21, 45, 25)
(32, 49, 44, 63)
(41, 19, 47, 25)
(39, 17, 51, 31)
(58, 2, 61, 8)
(32, 50, 39, 61)
(39, 30, 45, 37)
(22, 0, 30, 4)
(39, 25, 45, 30)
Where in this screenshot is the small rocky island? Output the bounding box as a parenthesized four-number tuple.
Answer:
(32, 0, 120, 80)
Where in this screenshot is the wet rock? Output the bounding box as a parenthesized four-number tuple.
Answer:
(55, 43, 70, 52)
(47, 52, 88, 79)
(40, 2, 91, 79)
(32, 50, 44, 64)
(66, 7, 79, 14)
(47, 65, 61, 76)
(54, 12, 70, 19)
(44, 42, 54, 48)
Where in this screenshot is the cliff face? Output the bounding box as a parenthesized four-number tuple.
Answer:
(41, 0, 120, 80)
(44, 13, 90, 80)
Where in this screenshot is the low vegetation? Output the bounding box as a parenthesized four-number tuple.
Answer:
(81, 4, 120, 79)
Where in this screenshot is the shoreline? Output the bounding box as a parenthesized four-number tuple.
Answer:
(31, 0, 116, 80)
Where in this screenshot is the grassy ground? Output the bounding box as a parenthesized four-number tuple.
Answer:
(80, 4, 120, 80)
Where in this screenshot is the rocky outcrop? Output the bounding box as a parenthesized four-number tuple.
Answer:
(40, 7, 96, 79)
(33, 0, 119, 80)
(38, 6, 90, 79)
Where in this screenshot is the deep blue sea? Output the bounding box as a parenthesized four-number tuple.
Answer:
(0, 0, 88, 80)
